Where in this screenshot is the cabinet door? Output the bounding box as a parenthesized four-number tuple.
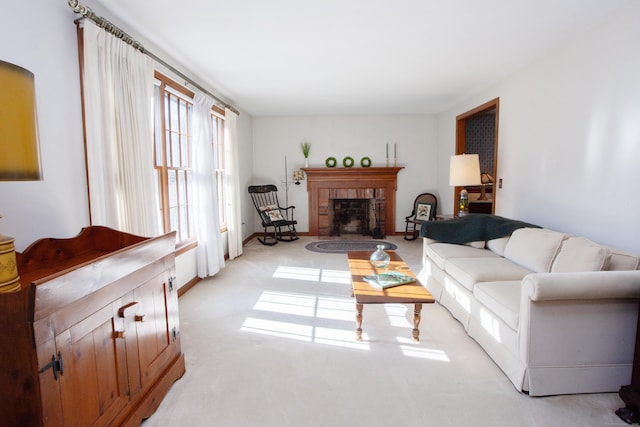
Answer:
(134, 271, 177, 389)
(55, 302, 129, 427)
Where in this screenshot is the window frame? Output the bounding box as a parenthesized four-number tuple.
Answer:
(211, 106, 228, 233)
(153, 71, 227, 249)
(154, 72, 196, 246)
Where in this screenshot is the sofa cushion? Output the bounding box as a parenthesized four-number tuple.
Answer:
(551, 237, 607, 272)
(604, 247, 640, 271)
(444, 257, 533, 292)
(504, 228, 568, 273)
(466, 241, 486, 249)
(425, 242, 498, 270)
(426, 238, 485, 249)
(473, 281, 522, 330)
(487, 236, 510, 256)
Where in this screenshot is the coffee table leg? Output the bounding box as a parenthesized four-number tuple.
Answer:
(356, 303, 364, 341)
(413, 303, 423, 342)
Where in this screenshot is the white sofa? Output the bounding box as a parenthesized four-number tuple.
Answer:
(418, 216, 640, 396)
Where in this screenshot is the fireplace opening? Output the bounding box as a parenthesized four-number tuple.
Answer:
(329, 199, 377, 236)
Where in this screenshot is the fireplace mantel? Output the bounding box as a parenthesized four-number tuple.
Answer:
(302, 167, 403, 236)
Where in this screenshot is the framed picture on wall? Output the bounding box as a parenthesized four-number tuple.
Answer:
(415, 203, 434, 221)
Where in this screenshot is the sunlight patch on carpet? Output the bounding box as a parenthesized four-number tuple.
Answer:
(273, 266, 351, 284)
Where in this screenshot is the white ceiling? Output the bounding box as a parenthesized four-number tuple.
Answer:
(90, 0, 633, 116)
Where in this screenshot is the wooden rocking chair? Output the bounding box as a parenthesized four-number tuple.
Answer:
(248, 184, 299, 246)
(404, 193, 438, 240)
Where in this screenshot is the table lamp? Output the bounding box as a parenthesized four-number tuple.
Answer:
(449, 154, 481, 216)
(0, 60, 43, 292)
(292, 169, 305, 185)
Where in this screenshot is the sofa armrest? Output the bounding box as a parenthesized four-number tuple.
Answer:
(518, 270, 640, 395)
(522, 270, 640, 302)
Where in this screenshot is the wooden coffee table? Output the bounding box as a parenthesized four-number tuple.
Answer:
(347, 250, 435, 342)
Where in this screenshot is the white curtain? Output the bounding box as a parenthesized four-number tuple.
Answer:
(82, 20, 159, 237)
(193, 93, 225, 277)
(225, 109, 243, 259)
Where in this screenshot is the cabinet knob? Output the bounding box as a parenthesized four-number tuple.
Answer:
(118, 301, 140, 318)
(114, 330, 126, 339)
(135, 314, 145, 322)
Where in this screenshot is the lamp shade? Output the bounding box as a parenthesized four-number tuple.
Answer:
(0, 60, 42, 181)
(449, 154, 481, 187)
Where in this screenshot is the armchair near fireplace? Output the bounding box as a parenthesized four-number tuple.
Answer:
(404, 193, 438, 240)
(248, 184, 299, 245)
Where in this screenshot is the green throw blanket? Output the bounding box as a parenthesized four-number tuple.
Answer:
(419, 214, 539, 244)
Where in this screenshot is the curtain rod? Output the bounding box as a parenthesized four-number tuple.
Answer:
(67, 0, 240, 116)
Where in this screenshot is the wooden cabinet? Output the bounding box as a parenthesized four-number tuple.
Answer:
(0, 226, 185, 426)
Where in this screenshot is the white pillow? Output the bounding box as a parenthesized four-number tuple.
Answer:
(604, 247, 640, 271)
(487, 237, 510, 256)
(551, 237, 607, 272)
(259, 204, 283, 222)
(503, 228, 567, 273)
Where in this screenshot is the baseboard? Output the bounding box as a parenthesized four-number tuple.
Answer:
(178, 276, 200, 297)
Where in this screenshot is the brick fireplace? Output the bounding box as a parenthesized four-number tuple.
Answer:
(301, 167, 403, 237)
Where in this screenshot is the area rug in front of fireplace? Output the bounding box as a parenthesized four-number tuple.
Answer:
(304, 240, 398, 254)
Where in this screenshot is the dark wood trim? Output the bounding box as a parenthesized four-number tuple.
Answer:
(456, 98, 500, 121)
(154, 71, 195, 99)
(212, 105, 226, 116)
(178, 276, 200, 297)
(76, 23, 93, 224)
(243, 234, 257, 245)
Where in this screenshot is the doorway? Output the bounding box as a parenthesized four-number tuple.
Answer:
(454, 98, 500, 216)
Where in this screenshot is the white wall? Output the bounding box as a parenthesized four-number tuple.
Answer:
(435, 2, 640, 253)
(0, 1, 89, 251)
(236, 113, 255, 241)
(251, 115, 438, 234)
(0, 1, 255, 288)
(3, 0, 638, 259)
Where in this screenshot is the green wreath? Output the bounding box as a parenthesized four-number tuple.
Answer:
(343, 156, 355, 168)
(325, 157, 337, 168)
(360, 156, 372, 167)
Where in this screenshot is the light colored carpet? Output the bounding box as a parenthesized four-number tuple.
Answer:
(143, 236, 628, 427)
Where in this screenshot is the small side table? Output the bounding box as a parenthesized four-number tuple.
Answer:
(435, 214, 454, 221)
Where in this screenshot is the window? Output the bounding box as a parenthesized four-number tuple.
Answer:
(153, 72, 227, 243)
(212, 107, 227, 231)
(154, 73, 195, 242)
